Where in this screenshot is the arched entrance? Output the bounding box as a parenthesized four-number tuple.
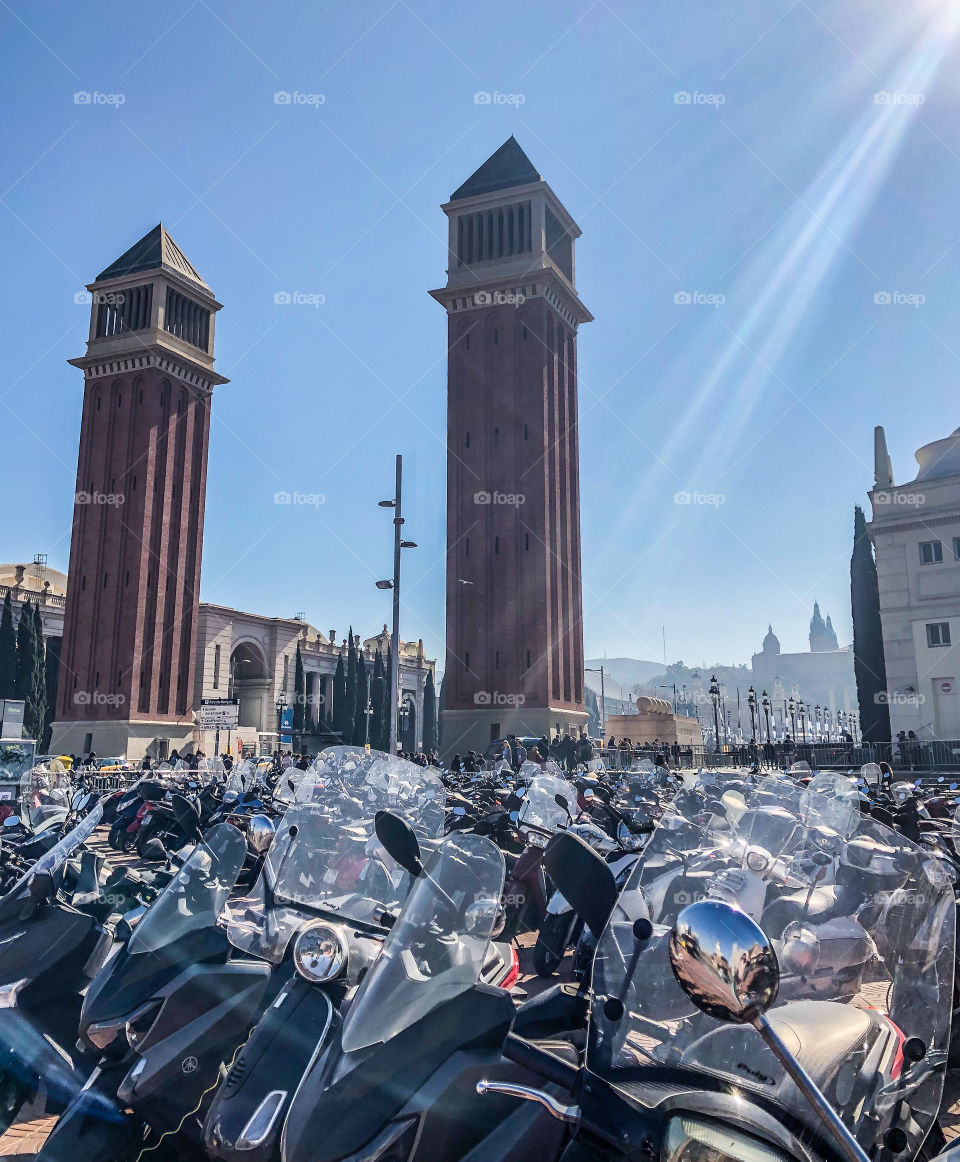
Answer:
(230, 641, 269, 731)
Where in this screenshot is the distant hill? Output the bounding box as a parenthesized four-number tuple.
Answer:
(584, 658, 667, 690)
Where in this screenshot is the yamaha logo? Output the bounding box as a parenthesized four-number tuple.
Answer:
(182, 1056, 199, 1075)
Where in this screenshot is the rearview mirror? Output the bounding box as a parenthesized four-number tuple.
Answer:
(375, 810, 423, 877)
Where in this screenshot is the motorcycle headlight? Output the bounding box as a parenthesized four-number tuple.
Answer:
(663, 1116, 791, 1162)
(617, 821, 645, 851)
(125, 999, 163, 1049)
(293, 923, 347, 983)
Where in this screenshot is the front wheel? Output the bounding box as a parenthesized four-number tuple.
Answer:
(533, 911, 575, 976)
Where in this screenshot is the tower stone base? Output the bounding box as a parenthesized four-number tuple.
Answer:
(440, 707, 588, 760)
(48, 719, 196, 762)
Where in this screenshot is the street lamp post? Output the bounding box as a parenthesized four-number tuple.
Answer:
(276, 692, 287, 753)
(659, 683, 678, 714)
(761, 691, 771, 744)
(709, 675, 721, 752)
(798, 699, 807, 746)
(363, 697, 374, 747)
(747, 686, 757, 742)
(788, 696, 796, 742)
(376, 454, 417, 756)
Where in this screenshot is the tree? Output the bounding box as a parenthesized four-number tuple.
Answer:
(851, 505, 890, 742)
(0, 591, 16, 700)
(293, 644, 305, 741)
(42, 636, 61, 751)
(353, 650, 369, 746)
(370, 649, 386, 751)
(422, 670, 437, 753)
(331, 652, 347, 741)
(29, 604, 47, 746)
(344, 627, 358, 747)
(14, 600, 34, 703)
(585, 685, 601, 737)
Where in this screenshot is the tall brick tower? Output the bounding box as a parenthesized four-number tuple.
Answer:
(430, 138, 592, 755)
(50, 225, 227, 760)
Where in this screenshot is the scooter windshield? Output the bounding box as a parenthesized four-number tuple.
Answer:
(128, 823, 246, 955)
(589, 776, 954, 1157)
(340, 832, 505, 1052)
(517, 774, 571, 832)
(19, 763, 73, 829)
(226, 748, 444, 962)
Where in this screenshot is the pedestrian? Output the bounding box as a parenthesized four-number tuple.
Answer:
(671, 741, 680, 769)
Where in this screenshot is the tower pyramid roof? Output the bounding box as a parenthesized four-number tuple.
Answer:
(451, 136, 541, 201)
(96, 224, 211, 291)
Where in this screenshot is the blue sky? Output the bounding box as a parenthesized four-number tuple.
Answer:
(2, 0, 959, 671)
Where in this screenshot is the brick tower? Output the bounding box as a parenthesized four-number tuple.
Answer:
(430, 138, 592, 755)
(50, 225, 227, 760)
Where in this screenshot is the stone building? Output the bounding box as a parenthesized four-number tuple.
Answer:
(868, 424, 960, 740)
(432, 137, 591, 755)
(0, 560, 67, 641)
(604, 696, 702, 747)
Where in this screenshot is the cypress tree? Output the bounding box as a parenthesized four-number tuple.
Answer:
(354, 649, 369, 746)
(422, 670, 437, 753)
(293, 644, 305, 740)
(0, 591, 16, 701)
(42, 636, 61, 751)
(370, 648, 385, 751)
(332, 652, 347, 742)
(344, 627, 358, 746)
(14, 601, 35, 704)
(851, 505, 890, 742)
(29, 605, 47, 745)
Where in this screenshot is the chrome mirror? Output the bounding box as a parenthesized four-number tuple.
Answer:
(668, 899, 779, 1023)
(247, 814, 276, 855)
(669, 900, 870, 1162)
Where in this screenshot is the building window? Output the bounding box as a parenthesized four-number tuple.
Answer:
(465, 537, 469, 557)
(526, 649, 531, 668)
(494, 536, 499, 554)
(954, 537, 960, 560)
(920, 540, 943, 565)
(213, 644, 221, 689)
(927, 622, 952, 648)
(524, 533, 530, 551)
(283, 654, 289, 691)
(164, 287, 210, 350)
(465, 431, 470, 448)
(495, 650, 500, 669)
(523, 423, 529, 440)
(464, 652, 470, 670)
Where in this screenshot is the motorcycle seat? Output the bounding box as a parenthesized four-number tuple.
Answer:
(762, 884, 859, 932)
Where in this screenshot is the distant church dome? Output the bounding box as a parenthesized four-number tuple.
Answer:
(762, 624, 780, 654)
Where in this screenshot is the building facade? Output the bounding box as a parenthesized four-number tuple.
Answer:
(869, 425, 960, 740)
(431, 137, 591, 755)
(0, 561, 67, 642)
(50, 225, 227, 759)
(750, 610, 856, 726)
